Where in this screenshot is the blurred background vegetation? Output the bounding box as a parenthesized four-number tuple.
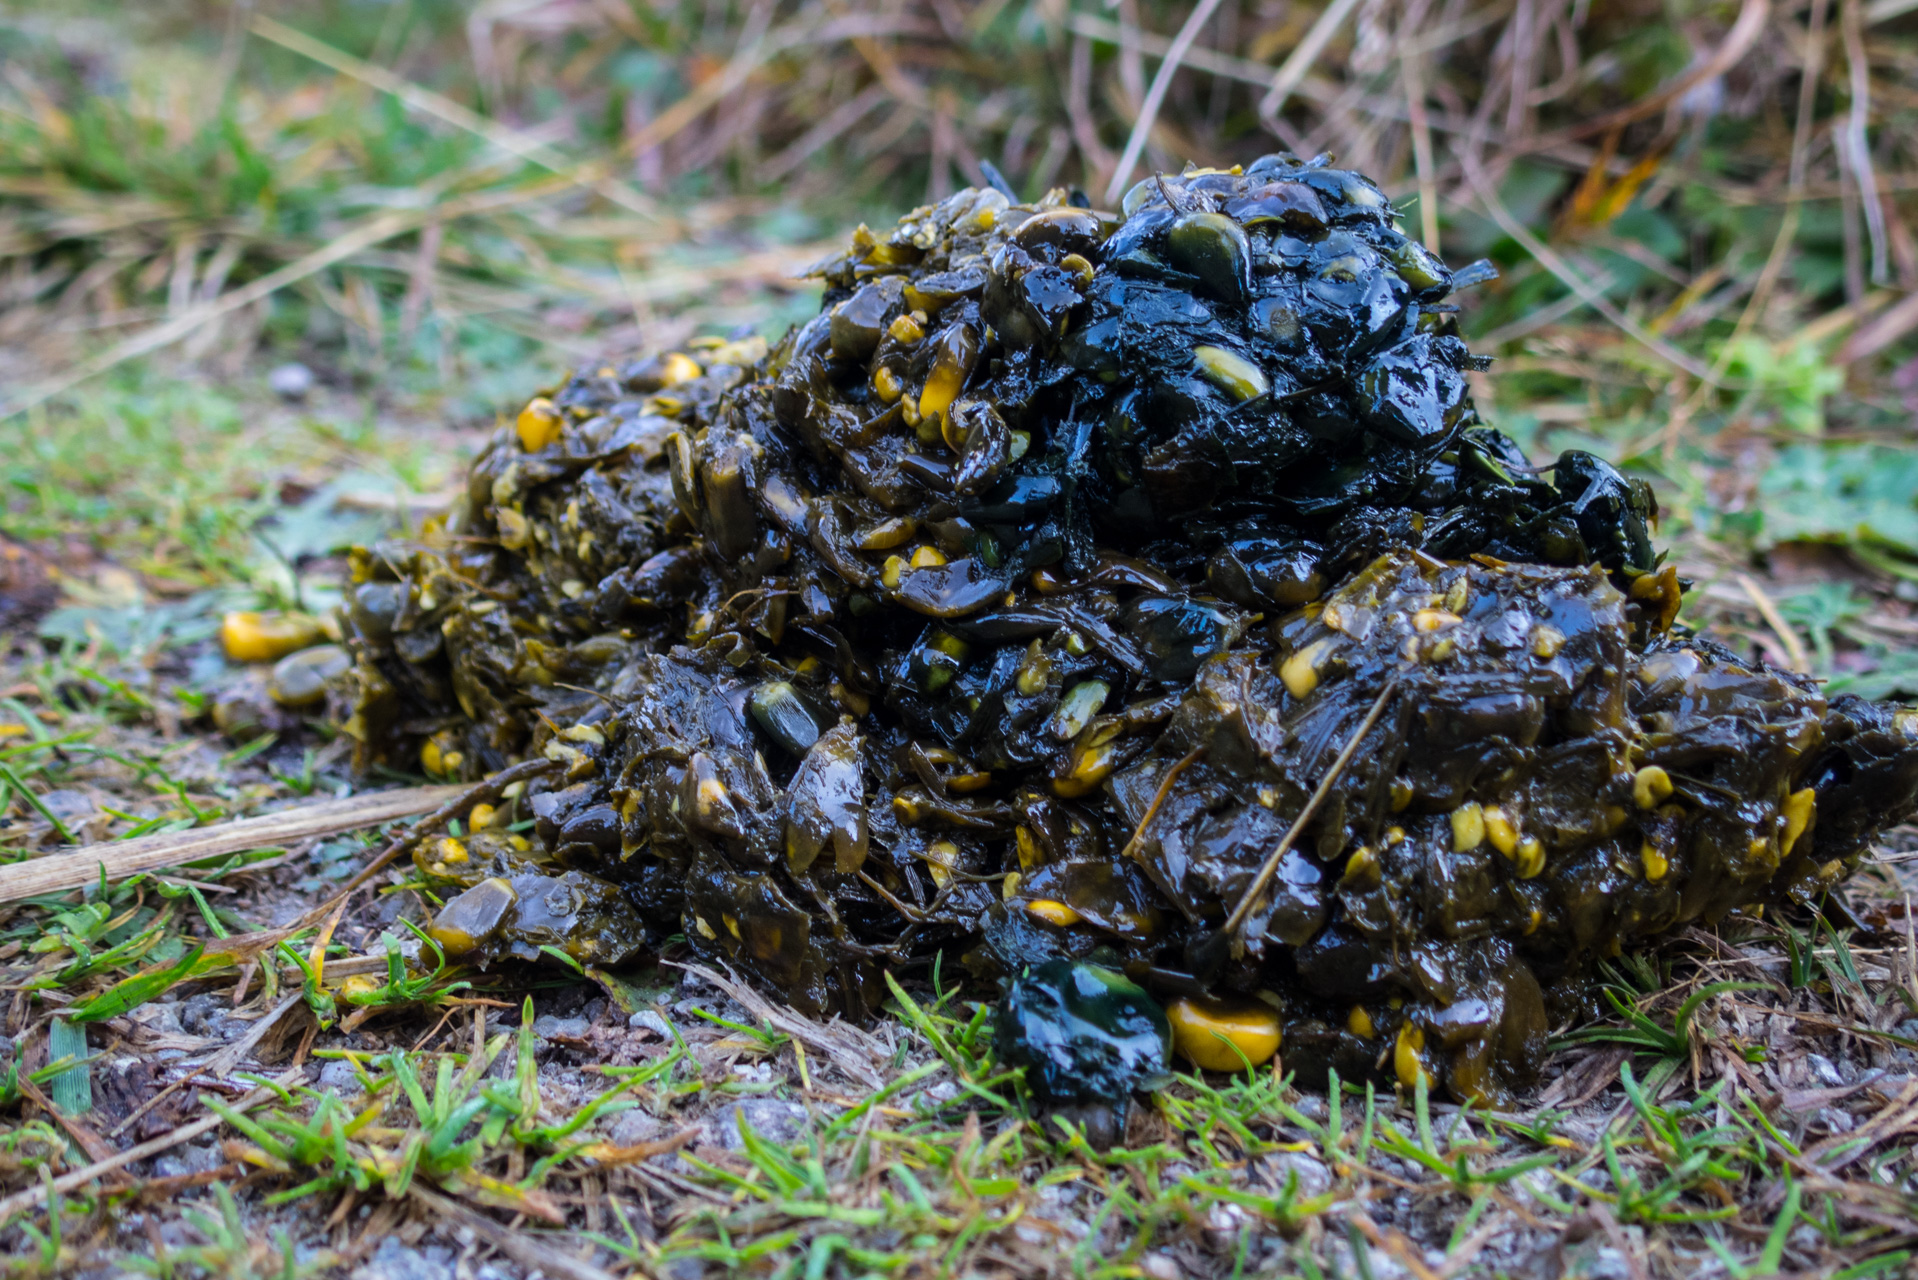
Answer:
(4, 0, 1918, 691)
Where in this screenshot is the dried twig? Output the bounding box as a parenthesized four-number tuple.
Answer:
(1461, 149, 1722, 384)
(1222, 677, 1399, 941)
(408, 1185, 618, 1280)
(249, 16, 659, 219)
(672, 960, 887, 1088)
(108, 993, 305, 1140)
(0, 785, 465, 906)
(1840, 0, 1890, 286)
(0, 1069, 305, 1228)
(1738, 572, 1812, 674)
(1495, 0, 1771, 162)
(1104, 0, 1228, 204)
(1258, 0, 1368, 125)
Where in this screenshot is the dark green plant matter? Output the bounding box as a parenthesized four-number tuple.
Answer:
(994, 960, 1171, 1107)
(336, 157, 1918, 1106)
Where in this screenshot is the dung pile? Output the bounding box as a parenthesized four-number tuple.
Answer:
(333, 155, 1918, 1105)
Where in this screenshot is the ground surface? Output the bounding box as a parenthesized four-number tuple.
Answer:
(8, 1, 1918, 1276)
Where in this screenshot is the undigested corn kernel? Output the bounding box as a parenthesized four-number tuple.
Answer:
(221, 611, 322, 663)
(1640, 841, 1669, 882)
(1395, 1023, 1433, 1090)
(1280, 638, 1329, 698)
(1634, 765, 1673, 810)
(1166, 996, 1282, 1072)
(1514, 835, 1546, 879)
(516, 396, 564, 451)
(1782, 787, 1816, 853)
(1026, 899, 1083, 928)
(1451, 802, 1485, 852)
(1483, 806, 1519, 857)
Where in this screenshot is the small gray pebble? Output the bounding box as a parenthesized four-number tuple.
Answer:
(351, 1237, 454, 1280)
(532, 1013, 590, 1042)
(628, 1009, 672, 1038)
(268, 362, 315, 401)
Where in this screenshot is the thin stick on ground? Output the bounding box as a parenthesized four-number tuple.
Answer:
(1399, 0, 1441, 253)
(1103, 0, 1228, 204)
(1462, 149, 1722, 384)
(0, 1069, 305, 1229)
(1257, 0, 1367, 128)
(1221, 677, 1399, 941)
(0, 784, 466, 906)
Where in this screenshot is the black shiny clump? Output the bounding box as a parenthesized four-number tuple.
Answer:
(334, 156, 1918, 1106)
(995, 960, 1171, 1105)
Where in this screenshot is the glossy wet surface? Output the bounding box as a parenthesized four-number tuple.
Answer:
(334, 156, 1918, 1105)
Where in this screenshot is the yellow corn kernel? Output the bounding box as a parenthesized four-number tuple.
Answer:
(221, 611, 323, 663)
(919, 361, 965, 426)
(1515, 835, 1546, 879)
(337, 973, 384, 1003)
(1342, 846, 1381, 889)
(467, 804, 496, 831)
(436, 837, 468, 865)
(1280, 638, 1329, 699)
(1640, 841, 1669, 882)
(658, 352, 703, 386)
(1483, 805, 1519, 857)
(1016, 641, 1049, 696)
(494, 507, 532, 551)
(1166, 996, 1282, 1072)
(923, 839, 959, 888)
(1523, 907, 1543, 935)
(509, 834, 531, 852)
(881, 555, 907, 589)
(1026, 899, 1083, 928)
(1001, 871, 1022, 901)
(1443, 576, 1470, 615)
(695, 775, 730, 824)
(1015, 826, 1046, 871)
(888, 314, 925, 345)
(1781, 787, 1815, 854)
(1059, 253, 1095, 284)
(1389, 777, 1414, 812)
(693, 914, 717, 940)
(1395, 1023, 1432, 1090)
(1530, 624, 1565, 659)
(1385, 826, 1406, 846)
(1347, 1006, 1375, 1039)
(909, 545, 948, 569)
(1192, 346, 1270, 402)
(1633, 765, 1673, 810)
(1451, 802, 1485, 852)
(516, 396, 564, 451)
(420, 731, 460, 777)
(1413, 608, 1461, 632)
(1053, 728, 1121, 798)
(873, 366, 903, 403)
